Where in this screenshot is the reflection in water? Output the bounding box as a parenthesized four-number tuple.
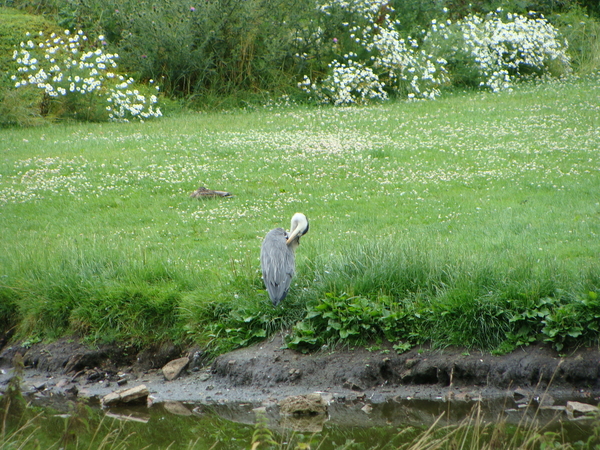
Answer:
(1, 394, 598, 449)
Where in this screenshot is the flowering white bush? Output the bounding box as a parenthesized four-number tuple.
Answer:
(11, 30, 162, 122)
(299, 0, 448, 105)
(424, 10, 571, 92)
(300, 58, 388, 105)
(105, 78, 162, 122)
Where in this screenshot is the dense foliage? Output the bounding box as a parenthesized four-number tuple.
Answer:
(0, 0, 599, 123)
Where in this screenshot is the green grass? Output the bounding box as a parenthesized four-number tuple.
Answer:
(1, 75, 599, 355)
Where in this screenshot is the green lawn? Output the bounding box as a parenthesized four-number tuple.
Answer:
(1, 76, 599, 354)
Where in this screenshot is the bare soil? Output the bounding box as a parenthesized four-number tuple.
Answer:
(1, 334, 599, 408)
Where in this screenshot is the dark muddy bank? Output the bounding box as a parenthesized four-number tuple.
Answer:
(1, 334, 599, 408)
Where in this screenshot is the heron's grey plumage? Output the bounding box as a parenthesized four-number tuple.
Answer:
(260, 213, 309, 306)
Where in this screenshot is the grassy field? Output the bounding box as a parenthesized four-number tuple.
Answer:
(1, 75, 599, 355)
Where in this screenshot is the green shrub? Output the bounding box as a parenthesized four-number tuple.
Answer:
(0, 7, 59, 126)
(68, 0, 319, 103)
(0, 7, 60, 78)
(286, 293, 417, 352)
(0, 86, 46, 127)
(550, 8, 600, 74)
(423, 10, 572, 92)
(298, 0, 449, 104)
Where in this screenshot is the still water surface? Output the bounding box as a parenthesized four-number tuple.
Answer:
(3, 396, 597, 449)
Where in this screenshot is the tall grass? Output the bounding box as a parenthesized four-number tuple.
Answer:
(294, 237, 594, 350)
(1, 75, 599, 354)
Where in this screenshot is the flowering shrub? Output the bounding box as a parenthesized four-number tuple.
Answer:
(298, 0, 448, 105)
(424, 10, 572, 92)
(11, 29, 161, 122)
(300, 58, 388, 105)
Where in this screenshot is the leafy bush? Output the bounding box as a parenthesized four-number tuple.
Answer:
(285, 288, 600, 354)
(0, 7, 60, 126)
(3, 0, 600, 108)
(299, 0, 448, 104)
(550, 8, 600, 74)
(0, 7, 60, 78)
(300, 4, 573, 104)
(68, 0, 319, 104)
(181, 279, 309, 357)
(10, 28, 162, 122)
(0, 86, 47, 127)
(424, 10, 572, 92)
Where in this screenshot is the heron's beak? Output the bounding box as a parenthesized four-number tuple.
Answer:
(286, 226, 303, 245)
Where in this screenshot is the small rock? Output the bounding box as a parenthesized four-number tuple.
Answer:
(566, 401, 599, 419)
(370, 393, 386, 404)
(404, 358, 418, 369)
(162, 357, 189, 381)
(101, 385, 149, 408)
(513, 388, 531, 404)
(189, 349, 204, 369)
(163, 401, 193, 416)
(65, 385, 79, 398)
(343, 379, 364, 391)
(279, 393, 327, 416)
(199, 373, 211, 382)
(288, 368, 302, 381)
(56, 378, 70, 389)
(361, 404, 373, 414)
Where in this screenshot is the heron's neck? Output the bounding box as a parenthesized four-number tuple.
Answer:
(287, 238, 300, 252)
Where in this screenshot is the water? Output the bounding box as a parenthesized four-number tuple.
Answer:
(2, 394, 597, 450)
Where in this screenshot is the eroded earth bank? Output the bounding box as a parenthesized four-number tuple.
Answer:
(1, 334, 599, 425)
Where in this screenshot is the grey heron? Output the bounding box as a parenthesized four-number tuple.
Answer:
(260, 213, 309, 306)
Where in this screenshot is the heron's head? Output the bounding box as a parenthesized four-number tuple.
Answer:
(286, 213, 309, 246)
